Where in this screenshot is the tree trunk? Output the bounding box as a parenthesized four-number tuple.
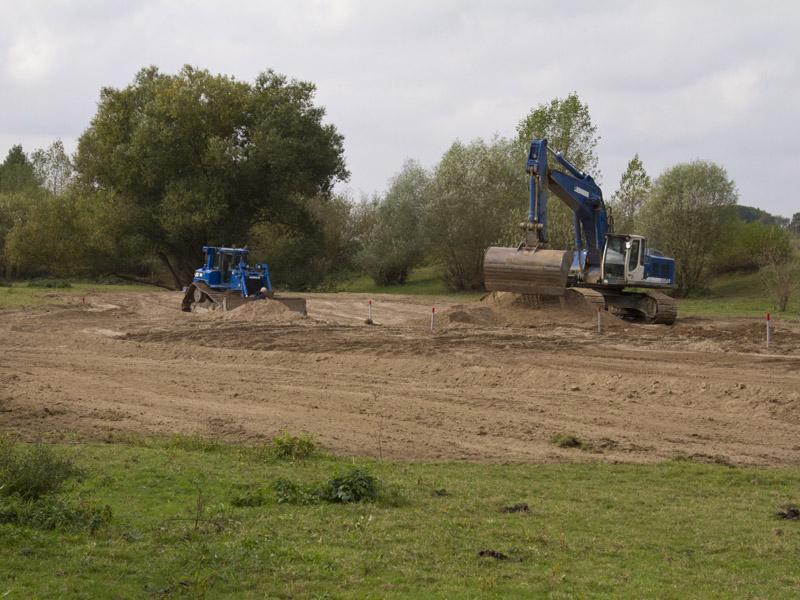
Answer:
(158, 253, 185, 290)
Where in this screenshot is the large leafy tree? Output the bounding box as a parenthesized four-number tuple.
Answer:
(74, 65, 348, 288)
(788, 213, 800, 236)
(31, 140, 73, 196)
(610, 154, 650, 234)
(424, 137, 520, 291)
(638, 160, 738, 297)
(515, 93, 601, 250)
(0, 145, 42, 278)
(357, 159, 431, 285)
(0, 145, 39, 194)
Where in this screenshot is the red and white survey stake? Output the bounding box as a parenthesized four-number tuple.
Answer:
(597, 306, 601, 334)
(430, 307, 435, 331)
(368, 299, 372, 322)
(766, 313, 771, 347)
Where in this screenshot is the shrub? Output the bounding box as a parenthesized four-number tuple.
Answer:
(0, 438, 84, 500)
(252, 469, 385, 506)
(322, 469, 381, 504)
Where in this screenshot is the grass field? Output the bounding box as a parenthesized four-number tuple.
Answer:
(337, 266, 484, 301)
(0, 279, 152, 309)
(678, 268, 800, 318)
(1, 435, 798, 599)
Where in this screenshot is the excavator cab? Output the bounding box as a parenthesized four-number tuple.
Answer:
(601, 234, 675, 289)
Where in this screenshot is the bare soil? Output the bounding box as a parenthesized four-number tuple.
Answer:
(2, 290, 799, 466)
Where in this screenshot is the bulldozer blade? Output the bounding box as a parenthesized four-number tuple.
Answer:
(483, 246, 571, 296)
(273, 296, 307, 316)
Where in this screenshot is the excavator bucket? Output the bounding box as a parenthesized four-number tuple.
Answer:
(483, 246, 571, 296)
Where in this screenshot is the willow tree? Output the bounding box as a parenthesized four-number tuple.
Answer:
(74, 65, 348, 288)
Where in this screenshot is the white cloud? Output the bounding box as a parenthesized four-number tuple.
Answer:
(6, 29, 57, 84)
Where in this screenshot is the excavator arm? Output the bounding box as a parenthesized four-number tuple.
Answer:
(523, 139, 609, 266)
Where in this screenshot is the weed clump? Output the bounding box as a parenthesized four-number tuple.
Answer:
(550, 433, 584, 449)
(233, 468, 389, 507)
(268, 430, 320, 461)
(0, 497, 112, 532)
(0, 436, 110, 532)
(270, 478, 322, 505)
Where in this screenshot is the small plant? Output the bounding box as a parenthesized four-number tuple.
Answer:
(550, 433, 584, 449)
(269, 430, 319, 461)
(230, 488, 271, 507)
(322, 468, 381, 504)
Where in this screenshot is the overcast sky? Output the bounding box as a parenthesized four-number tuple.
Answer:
(2, 1, 798, 218)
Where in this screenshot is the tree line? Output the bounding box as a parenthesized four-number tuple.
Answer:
(1, 67, 798, 306)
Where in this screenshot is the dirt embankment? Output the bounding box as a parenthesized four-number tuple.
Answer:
(1, 290, 798, 466)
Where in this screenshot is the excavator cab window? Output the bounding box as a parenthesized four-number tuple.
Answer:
(603, 236, 626, 279)
(628, 239, 640, 272)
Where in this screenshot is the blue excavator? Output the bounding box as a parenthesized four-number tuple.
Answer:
(181, 246, 307, 315)
(483, 138, 677, 324)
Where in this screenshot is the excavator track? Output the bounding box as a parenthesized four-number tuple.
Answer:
(579, 288, 676, 325)
(644, 292, 678, 325)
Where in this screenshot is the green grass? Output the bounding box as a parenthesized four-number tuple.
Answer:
(1, 437, 798, 599)
(339, 265, 484, 300)
(0, 280, 152, 309)
(679, 269, 800, 317)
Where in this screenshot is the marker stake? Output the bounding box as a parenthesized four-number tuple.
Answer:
(597, 306, 601, 334)
(369, 299, 372, 322)
(430, 307, 435, 331)
(767, 313, 771, 348)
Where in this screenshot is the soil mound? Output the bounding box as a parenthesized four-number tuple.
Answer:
(437, 291, 625, 329)
(199, 298, 306, 324)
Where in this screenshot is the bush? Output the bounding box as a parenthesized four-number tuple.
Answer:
(0, 438, 84, 500)
(0, 436, 110, 532)
(321, 468, 381, 504)
(250, 468, 385, 506)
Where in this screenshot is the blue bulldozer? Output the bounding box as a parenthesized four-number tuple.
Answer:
(181, 246, 307, 315)
(483, 138, 677, 324)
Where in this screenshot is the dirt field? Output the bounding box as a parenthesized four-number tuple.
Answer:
(2, 290, 799, 466)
